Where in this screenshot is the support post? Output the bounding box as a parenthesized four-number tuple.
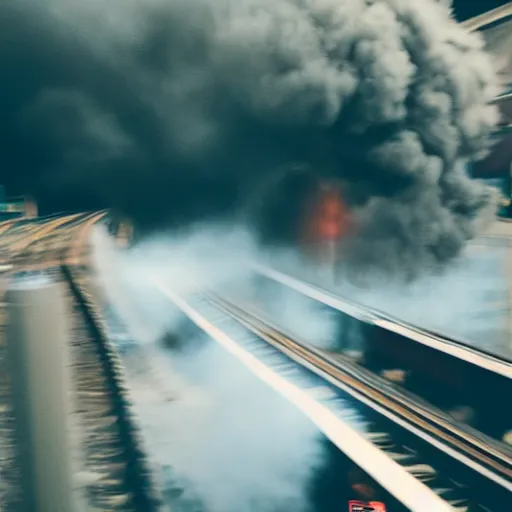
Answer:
(6, 277, 75, 512)
(319, 238, 338, 285)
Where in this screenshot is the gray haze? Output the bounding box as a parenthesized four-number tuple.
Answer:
(2, 0, 501, 277)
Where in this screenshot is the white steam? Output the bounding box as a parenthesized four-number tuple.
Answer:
(91, 226, 329, 511)
(138, 342, 323, 512)
(242, 280, 339, 350)
(91, 224, 258, 343)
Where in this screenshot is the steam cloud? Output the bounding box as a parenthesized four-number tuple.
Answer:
(91, 226, 326, 511)
(1, 0, 501, 277)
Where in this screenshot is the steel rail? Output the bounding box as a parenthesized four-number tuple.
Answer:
(153, 278, 459, 512)
(212, 294, 512, 481)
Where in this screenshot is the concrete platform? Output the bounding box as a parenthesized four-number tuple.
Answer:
(477, 218, 512, 241)
(346, 220, 512, 361)
(276, 219, 512, 362)
(470, 220, 512, 360)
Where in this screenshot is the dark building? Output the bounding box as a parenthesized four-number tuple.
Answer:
(463, 5, 512, 215)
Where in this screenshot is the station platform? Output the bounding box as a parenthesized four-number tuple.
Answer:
(288, 219, 512, 362)
(374, 220, 511, 360)
(471, 219, 512, 360)
(431, 220, 512, 360)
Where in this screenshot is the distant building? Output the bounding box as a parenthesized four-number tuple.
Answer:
(464, 5, 512, 143)
(0, 187, 38, 221)
(462, 5, 512, 216)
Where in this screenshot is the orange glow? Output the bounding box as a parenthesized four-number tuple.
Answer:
(305, 184, 352, 244)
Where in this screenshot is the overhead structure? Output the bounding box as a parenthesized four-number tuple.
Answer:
(460, 3, 512, 32)
(464, 2, 512, 133)
(464, 3, 512, 208)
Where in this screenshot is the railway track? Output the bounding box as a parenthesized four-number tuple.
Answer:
(153, 276, 511, 512)
(248, 264, 512, 440)
(0, 212, 159, 510)
(0, 212, 100, 506)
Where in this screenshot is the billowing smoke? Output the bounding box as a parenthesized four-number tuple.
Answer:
(1, 0, 500, 277)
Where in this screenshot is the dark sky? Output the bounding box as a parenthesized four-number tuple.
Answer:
(0, 0, 509, 214)
(453, 0, 510, 21)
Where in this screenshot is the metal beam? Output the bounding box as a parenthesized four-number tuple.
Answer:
(461, 3, 512, 31)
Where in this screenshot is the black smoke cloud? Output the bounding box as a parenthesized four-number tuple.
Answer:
(0, 0, 500, 277)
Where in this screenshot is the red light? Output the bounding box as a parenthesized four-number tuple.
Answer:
(348, 500, 387, 512)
